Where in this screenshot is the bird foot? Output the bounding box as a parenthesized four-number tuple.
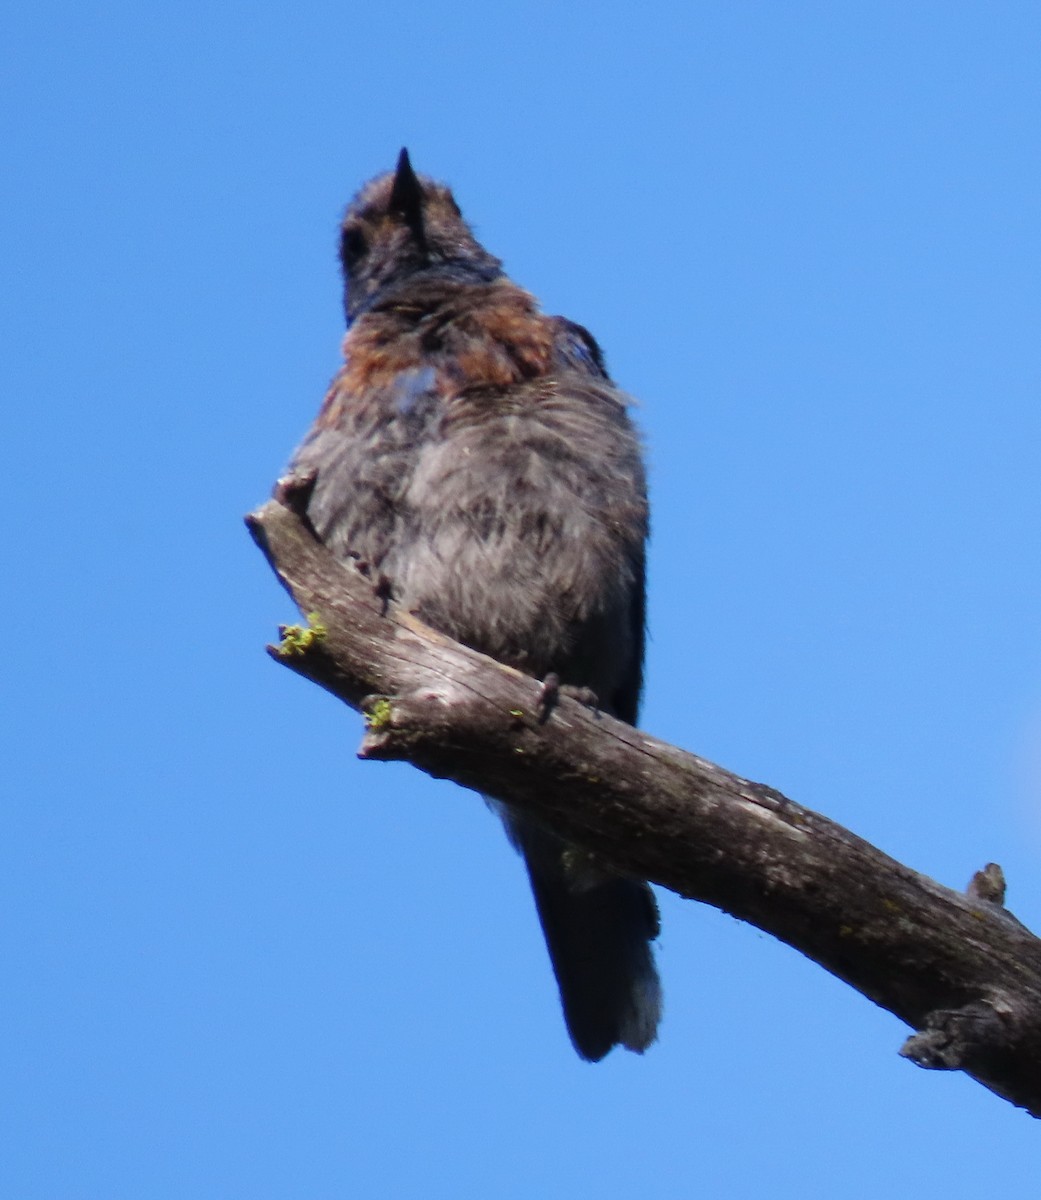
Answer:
(536, 673, 599, 723)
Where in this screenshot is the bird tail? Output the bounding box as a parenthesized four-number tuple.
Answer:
(503, 812, 661, 1062)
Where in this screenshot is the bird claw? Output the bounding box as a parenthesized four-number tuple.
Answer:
(274, 468, 317, 514)
(536, 673, 599, 723)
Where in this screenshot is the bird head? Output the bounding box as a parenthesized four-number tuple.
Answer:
(339, 149, 503, 322)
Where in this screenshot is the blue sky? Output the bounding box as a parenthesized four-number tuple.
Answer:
(5, 2, 1041, 1196)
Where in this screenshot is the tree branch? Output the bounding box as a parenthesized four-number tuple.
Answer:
(247, 490, 1041, 1116)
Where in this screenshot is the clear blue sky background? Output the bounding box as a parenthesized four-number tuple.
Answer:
(4, 3, 1041, 1196)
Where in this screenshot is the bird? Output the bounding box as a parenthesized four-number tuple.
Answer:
(287, 149, 661, 1061)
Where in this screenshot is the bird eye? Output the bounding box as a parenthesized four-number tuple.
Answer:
(341, 226, 368, 267)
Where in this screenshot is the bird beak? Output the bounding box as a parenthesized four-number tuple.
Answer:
(389, 147, 424, 220)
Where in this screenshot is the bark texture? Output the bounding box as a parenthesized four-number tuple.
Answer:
(247, 490, 1041, 1116)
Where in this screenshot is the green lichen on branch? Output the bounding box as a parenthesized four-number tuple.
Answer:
(276, 612, 327, 658)
(364, 697, 394, 730)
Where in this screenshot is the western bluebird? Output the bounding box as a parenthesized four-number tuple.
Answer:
(287, 149, 661, 1060)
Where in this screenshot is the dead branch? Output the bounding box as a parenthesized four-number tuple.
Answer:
(247, 489, 1041, 1116)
